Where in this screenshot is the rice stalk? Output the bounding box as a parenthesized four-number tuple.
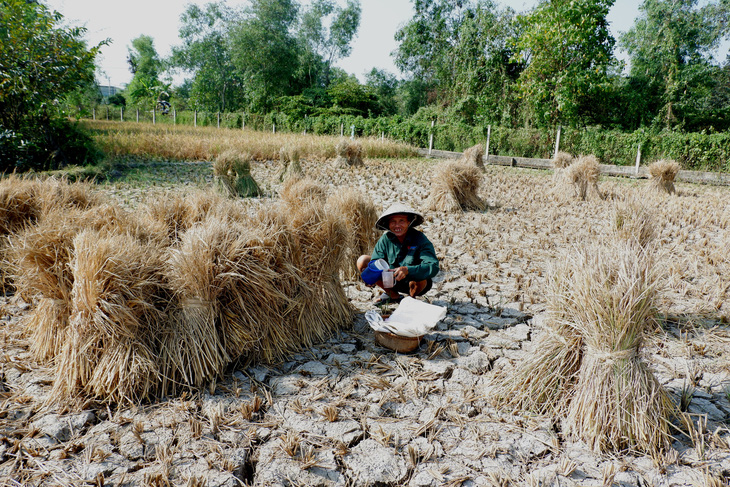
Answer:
(648, 159, 680, 195)
(425, 161, 486, 212)
(160, 217, 234, 393)
(552, 151, 575, 184)
(213, 150, 261, 198)
(566, 155, 602, 201)
(491, 268, 583, 415)
(8, 203, 149, 362)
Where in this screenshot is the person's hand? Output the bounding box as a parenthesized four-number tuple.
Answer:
(393, 266, 408, 281)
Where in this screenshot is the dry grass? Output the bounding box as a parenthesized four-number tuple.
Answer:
(335, 139, 364, 167)
(84, 121, 417, 162)
(611, 196, 655, 248)
(426, 161, 486, 212)
(461, 144, 484, 169)
(648, 159, 680, 195)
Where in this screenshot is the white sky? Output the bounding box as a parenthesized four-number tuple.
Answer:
(41, 0, 723, 88)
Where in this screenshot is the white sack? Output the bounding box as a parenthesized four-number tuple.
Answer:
(365, 297, 447, 337)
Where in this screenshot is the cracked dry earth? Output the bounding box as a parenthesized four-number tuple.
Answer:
(2, 156, 730, 486)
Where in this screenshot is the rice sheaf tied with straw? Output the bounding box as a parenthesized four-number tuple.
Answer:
(493, 212, 683, 456)
(5, 178, 358, 405)
(426, 160, 486, 212)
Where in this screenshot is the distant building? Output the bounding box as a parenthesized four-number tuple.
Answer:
(99, 85, 121, 98)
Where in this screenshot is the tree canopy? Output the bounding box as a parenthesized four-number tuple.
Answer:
(0, 0, 106, 170)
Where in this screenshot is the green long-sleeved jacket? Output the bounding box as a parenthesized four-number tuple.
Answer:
(371, 228, 439, 281)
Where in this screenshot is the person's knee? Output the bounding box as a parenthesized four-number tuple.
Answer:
(356, 254, 371, 272)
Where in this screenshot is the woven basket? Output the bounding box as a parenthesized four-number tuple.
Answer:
(374, 331, 423, 353)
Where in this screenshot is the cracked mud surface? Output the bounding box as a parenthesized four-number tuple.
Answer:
(1, 157, 730, 486)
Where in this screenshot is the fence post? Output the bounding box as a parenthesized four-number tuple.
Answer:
(173, 107, 176, 125)
(93, 108, 96, 120)
(340, 124, 344, 137)
(350, 125, 355, 140)
(428, 120, 435, 156)
(136, 108, 139, 122)
(153, 107, 156, 124)
(217, 112, 220, 128)
(106, 106, 109, 120)
(194, 110, 197, 127)
(485, 125, 491, 164)
(553, 125, 562, 159)
(242, 113, 245, 131)
(635, 142, 642, 175)
(273, 123, 276, 134)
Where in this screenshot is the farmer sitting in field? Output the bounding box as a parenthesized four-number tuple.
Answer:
(357, 203, 439, 305)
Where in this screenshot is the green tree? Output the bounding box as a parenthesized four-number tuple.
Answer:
(229, 0, 300, 112)
(620, 0, 730, 129)
(393, 0, 519, 122)
(298, 0, 361, 86)
(126, 35, 168, 108)
(0, 0, 106, 170)
(365, 68, 399, 116)
(514, 0, 617, 127)
(170, 2, 244, 112)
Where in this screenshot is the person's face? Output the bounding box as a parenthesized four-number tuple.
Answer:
(388, 214, 410, 239)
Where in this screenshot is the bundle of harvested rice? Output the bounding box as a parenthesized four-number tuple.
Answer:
(611, 196, 655, 248)
(551, 151, 575, 183)
(0, 176, 44, 292)
(561, 243, 677, 454)
(287, 203, 350, 281)
(8, 210, 78, 362)
(217, 221, 302, 364)
(552, 151, 575, 170)
(279, 177, 327, 207)
(425, 161, 486, 212)
(461, 144, 484, 169)
(161, 216, 235, 393)
(648, 159, 680, 195)
(325, 189, 378, 279)
(335, 139, 363, 167)
(9, 203, 152, 363)
(279, 145, 304, 182)
(491, 267, 583, 415)
(566, 154, 602, 200)
(213, 150, 261, 198)
(53, 229, 166, 404)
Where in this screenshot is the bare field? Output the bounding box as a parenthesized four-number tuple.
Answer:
(2, 155, 730, 486)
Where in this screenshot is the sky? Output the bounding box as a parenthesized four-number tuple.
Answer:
(39, 0, 712, 89)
